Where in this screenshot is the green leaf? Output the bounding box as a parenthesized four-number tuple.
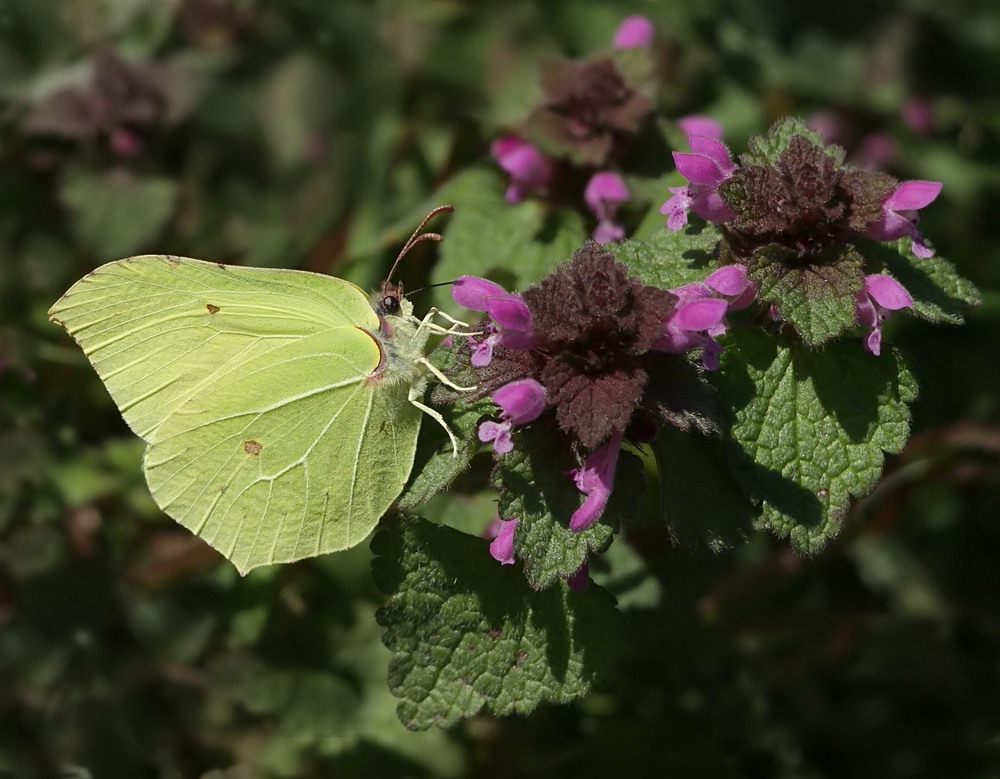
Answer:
(653, 425, 755, 553)
(431, 167, 587, 308)
(715, 329, 917, 554)
(372, 514, 627, 730)
(741, 116, 842, 166)
(610, 220, 724, 289)
(748, 244, 864, 346)
(492, 424, 616, 590)
(60, 167, 177, 260)
(868, 239, 981, 324)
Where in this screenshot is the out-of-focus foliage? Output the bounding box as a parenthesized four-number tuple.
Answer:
(2, 1, 999, 776)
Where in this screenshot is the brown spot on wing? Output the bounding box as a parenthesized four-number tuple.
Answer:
(206, 303, 220, 314)
(243, 440, 262, 456)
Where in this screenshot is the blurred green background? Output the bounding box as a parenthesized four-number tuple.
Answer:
(1, 1, 999, 776)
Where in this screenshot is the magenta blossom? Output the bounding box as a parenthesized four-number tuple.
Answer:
(491, 135, 554, 203)
(453, 276, 535, 366)
(653, 265, 755, 370)
(852, 132, 897, 171)
(488, 518, 518, 565)
(584, 171, 629, 243)
(677, 115, 723, 141)
(478, 378, 547, 455)
(902, 98, 935, 137)
(569, 431, 624, 531)
(855, 274, 914, 356)
(567, 561, 589, 591)
(864, 180, 941, 258)
(660, 133, 738, 230)
(612, 15, 654, 48)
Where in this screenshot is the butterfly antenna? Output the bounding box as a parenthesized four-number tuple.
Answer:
(405, 280, 456, 298)
(385, 204, 455, 283)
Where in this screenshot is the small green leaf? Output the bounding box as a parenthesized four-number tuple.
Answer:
(653, 425, 755, 553)
(741, 117, 842, 166)
(715, 329, 917, 554)
(867, 239, 981, 324)
(493, 424, 616, 590)
(610, 221, 724, 290)
(372, 514, 627, 730)
(61, 167, 177, 260)
(749, 244, 864, 345)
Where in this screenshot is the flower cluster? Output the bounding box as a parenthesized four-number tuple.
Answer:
(662, 119, 942, 355)
(489, 16, 658, 245)
(455, 243, 739, 569)
(24, 48, 169, 158)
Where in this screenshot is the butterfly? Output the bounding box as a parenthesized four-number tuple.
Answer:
(49, 206, 471, 574)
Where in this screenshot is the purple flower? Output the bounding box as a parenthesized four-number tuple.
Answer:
(853, 132, 897, 171)
(488, 518, 518, 565)
(478, 378, 547, 455)
(490, 135, 554, 203)
(569, 431, 624, 531)
(902, 98, 935, 137)
(653, 265, 755, 370)
(584, 171, 629, 243)
(864, 180, 942, 258)
(612, 15, 654, 48)
(567, 561, 589, 591)
(660, 133, 738, 230)
(677, 115, 723, 141)
(453, 276, 535, 366)
(855, 274, 914, 356)
(704, 265, 757, 310)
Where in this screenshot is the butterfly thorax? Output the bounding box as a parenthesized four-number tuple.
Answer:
(366, 289, 427, 388)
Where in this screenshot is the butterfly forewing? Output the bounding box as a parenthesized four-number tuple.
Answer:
(48, 256, 380, 440)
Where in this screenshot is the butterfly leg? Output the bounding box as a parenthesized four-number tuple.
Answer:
(416, 308, 478, 337)
(415, 356, 476, 392)
(407, 387, 461, 457)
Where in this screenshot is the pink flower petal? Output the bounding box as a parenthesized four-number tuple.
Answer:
(671, 298, 728, 331)
(569, 432, 623, 531)
(488, 518, 518, 565)
(592, 219, 625, 244)
(453, 276, 508, 311)
(478, 420, 513, 454)
(487, 294, 533, 333)
(612, 15, 654, 48)
(493, 379, 546, 425)
(686, 134, 734, 172)
(704, 265, 750, 296)
(678, 115, 723, 140)
(690, 190, 736, 223)
(660, 187, 691, 231)
(673, 152, 726, 186)
(584, 171, 629, 215)
(864, 274, 913, 310)
(854, 289, 878, 328)
(865, 327, 882, 357)
(567, 561, 589, 590)
(885, 180, 942, 211)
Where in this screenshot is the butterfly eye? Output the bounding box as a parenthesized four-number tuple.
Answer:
(381, 295, 401, 315)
